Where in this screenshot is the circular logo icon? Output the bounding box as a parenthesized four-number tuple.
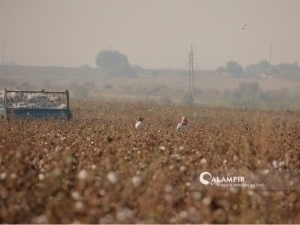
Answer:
(199, 172, 213, 185)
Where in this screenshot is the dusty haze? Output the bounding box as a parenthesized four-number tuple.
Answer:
(0, 0, 300, 70)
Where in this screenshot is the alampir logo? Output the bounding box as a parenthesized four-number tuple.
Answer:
(199, 171, 245, 185)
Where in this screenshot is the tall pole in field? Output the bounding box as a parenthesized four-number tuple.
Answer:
(189, 51, 191, 98)
(191, 44, 194, 100)
(188, 44, 194, 102)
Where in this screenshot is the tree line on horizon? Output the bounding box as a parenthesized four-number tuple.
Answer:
(1, 49, 300, 78)
(216, 60, 300, 78)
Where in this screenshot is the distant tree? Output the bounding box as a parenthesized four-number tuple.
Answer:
(216, 66, 226, 75)
(105, 62, 137, 78)
(95, 50, 129, 69)
(231, 82, 261, 107)
(244, 64, 258, 76)
(96, 50, 137, 78)
(244, 60, 277, 77)
(276, 62, 300, 76)
(226, 61, 243, 76)
(257, 60, 274, 73)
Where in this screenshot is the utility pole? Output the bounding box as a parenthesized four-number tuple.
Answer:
(191, 44, 194, 99)
(188, 44, 194, 102)
(2, 40, 5, 65)
(188, 52, 191, 98)
(269, 43, 272, 64)
(108, 44, 111, 69)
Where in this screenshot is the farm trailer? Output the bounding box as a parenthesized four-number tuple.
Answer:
(0, 89, 72, 120)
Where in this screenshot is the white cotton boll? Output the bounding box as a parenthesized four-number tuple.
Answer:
(261, 169, 269, 174)
(179, 210, 188, 219)
(75, 201, 84, 210)
(99, 190, 106, 196)
(164, 185, 172, 192)
(131, 176, 143, 187)
(116, 208, 133, 221)
(159, 146, 166, 151)
(32, 215, 48, 224)
(192, 192, 202, 200)
(272, 160, 279, 169)
(38, 173, 45, 181)
(107, 171, 118, 184)
(202, 197, 212, 206)
(200, 158, 207, 164)
(171, 154, 182, 160)
(72, 191, 81, 201)
(247, 190, 254, 196)
(10, 173, 17, 179)
(55, 146, 62, 151)
(279, 161, 285, 167)
(78, 170, 88, 180)
(180, 166, 187, 172)
(0, 172, 7, 180)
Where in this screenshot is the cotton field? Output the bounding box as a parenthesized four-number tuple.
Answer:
(0, 100, 300, 223)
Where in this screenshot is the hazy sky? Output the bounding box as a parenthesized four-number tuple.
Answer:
(0, 0, 300, 70)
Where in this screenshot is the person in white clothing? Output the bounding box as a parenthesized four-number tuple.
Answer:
(176, 116, 189, 132)
(135, 116, 144, 130)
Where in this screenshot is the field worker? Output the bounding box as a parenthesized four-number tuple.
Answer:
(135, 116, 144, 130)
(176, 116, 189, 132)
